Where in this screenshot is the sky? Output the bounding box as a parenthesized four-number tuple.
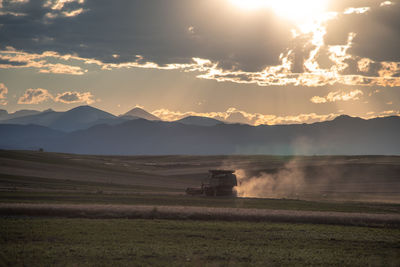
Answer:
(0, 0, 399, 125)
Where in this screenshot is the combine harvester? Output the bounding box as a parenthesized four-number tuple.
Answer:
(186, 170, 237, 196)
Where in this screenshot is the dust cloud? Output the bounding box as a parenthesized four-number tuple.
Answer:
(218, 156, 400, 202)
(234, 160, 305, 198)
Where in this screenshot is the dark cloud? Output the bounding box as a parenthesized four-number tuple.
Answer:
(54, 91, 94, 104)
(0, 0, 294, 72)
(0, 59, 27, 66)
(325, 2, 400, 62)
(55, 91, 80, 102)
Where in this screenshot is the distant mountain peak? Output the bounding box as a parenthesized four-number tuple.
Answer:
(121, 107, 160, 121)
(333, 114, 365, 122)
(69, 105, 96, 111)
(125, 107, 148, 113)
(176, 116, 223, 126)
(130, 107, 144, 111)
(61, 105, 115, 118)
(335, 114, 353, 119)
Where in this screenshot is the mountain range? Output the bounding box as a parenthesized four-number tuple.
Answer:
(0, 105, 399, 155)
(0, 106, 160, 132)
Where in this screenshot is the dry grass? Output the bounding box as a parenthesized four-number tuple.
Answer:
(1, 203, 399, 227)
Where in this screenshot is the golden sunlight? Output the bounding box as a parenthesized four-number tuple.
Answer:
(229, 0, 330, 23)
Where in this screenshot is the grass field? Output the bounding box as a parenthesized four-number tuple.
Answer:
(1, 218, 399, 266)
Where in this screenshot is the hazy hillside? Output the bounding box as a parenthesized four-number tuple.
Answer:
(0, 124, 64, 150)
(1, 106, 117, 132)
(0, 109, 40, 120)
(0, 115, 398, 155)
(3, 109, 63, 126)
(0, 106, 161, 132)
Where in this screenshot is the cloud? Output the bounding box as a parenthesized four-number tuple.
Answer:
(0, 0, 293, 72)
(325, 2, 400, 62)
(0, 48, 212, 75)
(152, 107, 341, 126)
(310, 89, 364, 104)
(54, 91, 94, 104)
(326, 89, 363, 102)
(154, 107, 400, 126)
(2, 41, 400, 88)
(44, 0, 85, 11)
(378, 62, 400, 78)
(380, 110, 400, 116)
(380, 1, 394, 7)
(344, 7, 370, 14)
(0, 0, 400, 89)
(0, 82, 8, 105)
(18, 88, 95, 104)
(0, 48, 88, 75)
(62, 8, 84, 17)
(43, 0, 86, 19)
(310, 96, 327, 104)
(18, 88, 52, 104)
(0, 0, 29, 15)
(362, 109, 400, 119)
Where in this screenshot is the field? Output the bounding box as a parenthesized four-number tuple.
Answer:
(1, 218, 399, 266)
(1, 150, 400, 265)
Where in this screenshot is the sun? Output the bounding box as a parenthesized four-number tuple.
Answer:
(229, 0, 330, 23)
